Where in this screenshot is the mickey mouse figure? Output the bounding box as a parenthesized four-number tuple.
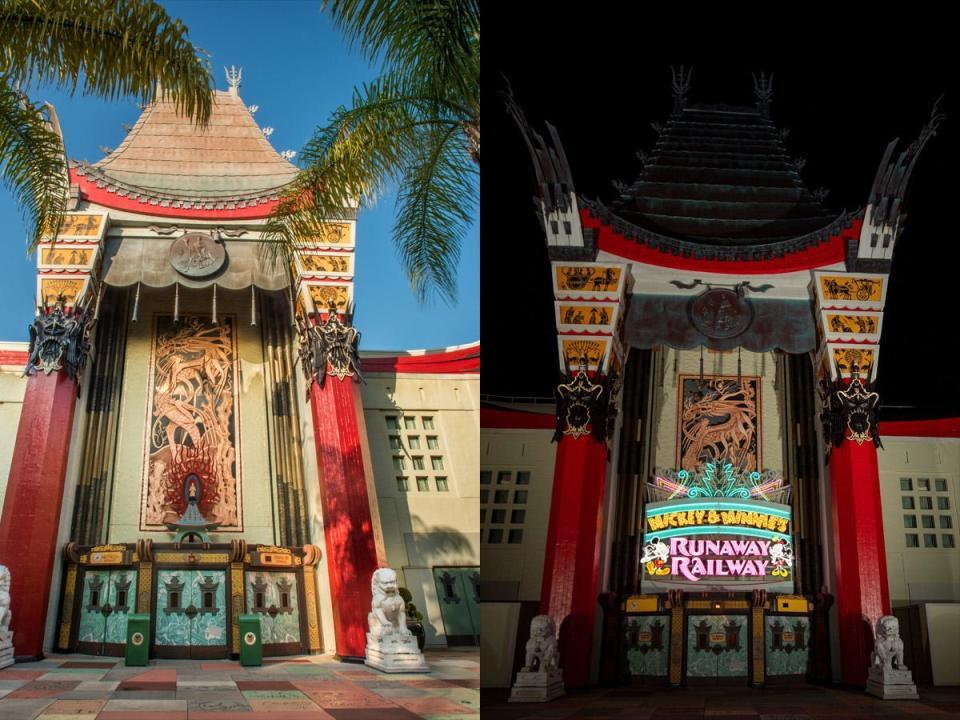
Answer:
(640, 537, 671, 576)
(769, 537, 794, 577)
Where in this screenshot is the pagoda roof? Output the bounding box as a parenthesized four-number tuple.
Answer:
(607, 104, 837, 246)
(74, 90, 297, 204)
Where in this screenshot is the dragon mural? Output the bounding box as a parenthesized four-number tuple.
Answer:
(678, 377, 759, 472)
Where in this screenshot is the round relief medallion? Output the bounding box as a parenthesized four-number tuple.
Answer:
(131, 631, 144, 646)
(169, 232, 226, 278)
(244, 631, 257, 646)
(688, 288, 753, 339)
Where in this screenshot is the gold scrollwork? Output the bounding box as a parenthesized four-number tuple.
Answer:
(154, 552, 229, 564)
(57, 564, 78, 649)
(91, 544, 127, 553)
(303, 566, 322, 652)
(256, 545, 291, 555)
(137, 561, 153, 613)
(231, 562, 244, 655)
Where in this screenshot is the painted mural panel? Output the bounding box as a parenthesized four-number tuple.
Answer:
(156, 570, 191, 646)
(623, 615, 669, 676)
(104, 569, 137, 644)
(247, 572, 301, 644)
(140, 316, 242, 531)
(765, 615, 810, 676)
(686, 614, 748, 677)
(678, 376, 760, 472)
(77, 570, 110, 643)
(190, 572, 227, 646)
(156, 570, 227, 647)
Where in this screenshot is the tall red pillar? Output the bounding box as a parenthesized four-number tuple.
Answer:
(540, 432, 608, 688)
(0, 370, 79, 660)
(829, 436, 890, 685)
(309, 377, 380, 660)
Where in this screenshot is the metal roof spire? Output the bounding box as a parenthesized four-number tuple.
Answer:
(225, 65, 242, 97)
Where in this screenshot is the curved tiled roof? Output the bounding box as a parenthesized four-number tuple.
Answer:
(78, 90, 297, 203)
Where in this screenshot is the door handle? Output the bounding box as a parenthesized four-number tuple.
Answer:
(185, 605, 198, 619)
(101, 603, 113, 617)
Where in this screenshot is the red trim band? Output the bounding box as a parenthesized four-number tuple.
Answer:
(0, 350, 28, 366)
(481, 406, 555, 430)
(361, 344, 479, 374)
(879, 417, 960, 438)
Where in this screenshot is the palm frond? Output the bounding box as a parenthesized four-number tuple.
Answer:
(0, 0, 213, 124)
(393, 122, 476, 303)
(0, 78, 68, 249)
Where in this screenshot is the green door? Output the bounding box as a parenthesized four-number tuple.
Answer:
(247, 572, 301, 651)
(77, 569, 137, 656)
(433, 567, 480, 646)
(155, 570, 227, 658)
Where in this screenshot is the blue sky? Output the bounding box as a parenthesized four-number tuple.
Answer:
(0, 0, 478, 351)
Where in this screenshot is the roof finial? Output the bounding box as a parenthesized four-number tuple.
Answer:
(225, 65, 242, 97)
(752, 71, 773, 117)
(671, 65, 692, 113)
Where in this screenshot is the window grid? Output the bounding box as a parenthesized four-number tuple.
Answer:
(900, 476, 956, 550)
(383, 411, 450, 495)
(481, 467, 531, 544)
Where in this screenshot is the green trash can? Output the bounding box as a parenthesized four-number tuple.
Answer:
(125, 614, 150, 666)
(238, 614, 262, 666)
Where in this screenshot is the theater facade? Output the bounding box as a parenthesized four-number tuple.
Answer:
(0, 76, 480, 662)
(481, 77, 958, 690)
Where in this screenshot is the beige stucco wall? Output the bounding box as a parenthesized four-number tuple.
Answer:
(652, 347, 784, 473)
(106, 286, 276, 544)
(361, 370, 480, 646)
(878, 435, 960, 606)
(0, 354, 28, 512)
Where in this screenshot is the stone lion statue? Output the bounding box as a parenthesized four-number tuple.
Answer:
(871, 615, 907, 670)
(522, 615, 559, 673)
(368, 567, 411, 639)
(0, 565, 11, 636)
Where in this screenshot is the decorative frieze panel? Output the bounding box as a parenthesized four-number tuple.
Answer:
(812, 271, 887, 382)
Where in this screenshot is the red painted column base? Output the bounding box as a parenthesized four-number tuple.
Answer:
(540, 434, 608, 688)
(0, 370, 78, 660)
(309, 378, 380, 660)
(829, 438, 890, 686)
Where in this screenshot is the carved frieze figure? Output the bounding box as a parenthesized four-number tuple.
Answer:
(522, 615, 559, 673)
(871, 616, 907, 671)
(0, 565, 13, 668)
(367, 567, 411, 640)
(25, 293, 91, 379)
(821, 363, 881, 449)
(554, 356, 617, 443)
(298, 302, 363, 389)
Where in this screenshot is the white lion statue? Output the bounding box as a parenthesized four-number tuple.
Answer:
(0, 565, 12, 643)
(367, 567, 411, 640)
(522, 615, 559, 673)
(871, 615, 907, 670)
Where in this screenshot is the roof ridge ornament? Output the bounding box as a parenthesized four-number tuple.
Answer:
(225, 65, 242, 97)
(752, 71, 774, 118)
(671, 65, 693, 113)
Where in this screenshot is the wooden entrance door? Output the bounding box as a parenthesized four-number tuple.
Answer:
(76, 569, 137, 656)
(155, 569, 228, 658)
(433, 567, 480, 646)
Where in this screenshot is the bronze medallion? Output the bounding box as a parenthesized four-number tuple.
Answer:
(688, 288, 753, 339)
(169, 232, 226, 278)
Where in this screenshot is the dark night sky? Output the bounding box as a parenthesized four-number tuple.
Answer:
(482, 17, 958, 416)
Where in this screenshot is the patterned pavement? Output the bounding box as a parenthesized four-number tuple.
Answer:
(482, 683, 960, 719)
(0, 648, 479, 719)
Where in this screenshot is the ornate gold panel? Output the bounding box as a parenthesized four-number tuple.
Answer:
(40, 247, 95, 267)
(555, 265, 621, 293)
(57, 563, 78, 649)
(819, 275, 882, 302)
(137, 561, 153, 613)
(751, 607, 765, 685)
(307, 284, 350, 310)
(558, 304, 615, 326)
(153, 552, 230, 564)
(230, 562, 244, 655)
(831, 347, 876, 376)
(52, 214, 103, 237)
(560, 338, 608, 369)
(825, 314, 878, 334)
(299, 254, 353, 274)
(303, 566, 322, 652)
(39, 277, 86, 306)
(669, 606, 684, 685)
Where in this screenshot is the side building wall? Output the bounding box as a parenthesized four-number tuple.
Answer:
(0, 344, 29, 511)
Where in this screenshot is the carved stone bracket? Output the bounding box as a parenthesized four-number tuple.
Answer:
(297, 302, 363, 389)
(554, 357, 620, 443)
(821, 363, 881, 450)
(25, 294, 91, 380)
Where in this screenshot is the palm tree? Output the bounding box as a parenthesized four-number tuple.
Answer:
(263, 0, 479, 304)
(0, 0, 214, 248)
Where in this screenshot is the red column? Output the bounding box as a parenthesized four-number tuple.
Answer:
(829, 437, 890, 686)
(0, 370, 79, 660)
(540, 433, 608, 688)
(309, 378, 380, 660)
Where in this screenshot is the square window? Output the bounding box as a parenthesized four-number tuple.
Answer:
(480, 490, 489, 504)
(427, 436, 439, 449)
(498, 471, 512, 484)
(514, 490, 528, 504)
(494, 490, 509, 504)
(412, 456, 425, 470)
(940, 515, 953, 529)
(392, 456, 405, 471)
(389, 436, 402, 450)
(488, 528, 504, 543)
(396, 476, 409, 492)
(480, 509, 486, 524)
(436, 476, 449, 492)
(924, 534, 938, 548)
(918, 478, 931, 491)
(408, 436, 421, 449)
(431, 456, 444, 471)
(922, 515, 935, 529)
(944, 535, 956, 548)
(508, 529, 524, 544)
(920, 497, 933, 510)
(491, 509, 506, 523)
(512, 509, 526, 523)
(904, 515, 917, 528)
(480, 471, 492, 485)
(386, 416, 399, 430)
(516, 471, 531, 485)
(938, 497, 950, 510)
(935, 478, 947, 492)
(404, 416, 417, 430)
(900, 478, 913, 491)
(422, 416, 435, 430)
(902, 497, 915, 509)
(416, 477, 429, 492)
(905, 534, 919, 547)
